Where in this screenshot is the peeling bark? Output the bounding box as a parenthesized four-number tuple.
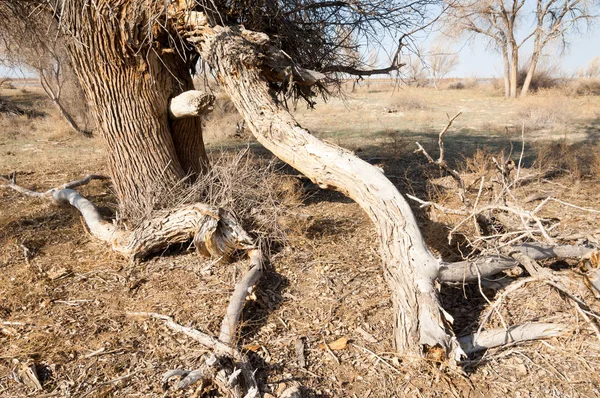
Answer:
(195, 25, 452, 356)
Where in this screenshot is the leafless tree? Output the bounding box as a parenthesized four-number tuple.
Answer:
(0, 8, 91, 134)
(578, 56, 600, 78)
(428, 42, 460, 88)
(405, 55, 430, 86)
(445, 0, 598, 97)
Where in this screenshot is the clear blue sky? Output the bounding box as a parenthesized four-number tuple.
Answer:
(450, 31, 600, 78)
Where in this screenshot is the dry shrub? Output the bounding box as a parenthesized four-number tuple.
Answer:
(572, 79, 600, 96)
(517, 67, 561, 92)
(389, 89, 430, 111)
(517, 96, 572, 131)
(461, 147, 495, 175)
(185, 151, 305, 246)
(127, 150, 306, 248)
(533, 140, 598, 179)
(445, 78, 478, 90)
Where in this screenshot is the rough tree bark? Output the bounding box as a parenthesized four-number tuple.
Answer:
(60, 2, 209, 216)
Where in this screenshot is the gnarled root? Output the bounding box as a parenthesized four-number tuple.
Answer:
(1, 173, 256, 260)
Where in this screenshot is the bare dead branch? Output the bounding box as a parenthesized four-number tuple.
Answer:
(458, 323, 568, 354)
(439, 243, 595, 283)
(219, 249, 264, 345)
(127, 312, 259, 396)
(415, 112, 466, 203)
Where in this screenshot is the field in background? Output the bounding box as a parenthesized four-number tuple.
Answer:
(1, 79, 600, 397)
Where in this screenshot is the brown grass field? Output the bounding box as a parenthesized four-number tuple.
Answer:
(1, 80, 600, 397)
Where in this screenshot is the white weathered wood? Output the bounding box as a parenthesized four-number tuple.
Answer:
(127, 312, 242, 359)
(439, 243, 596, 283)
(52, 188, 123, 244)
(219, 249, 264, 345)
(439, 256, 517, 283)
(513, 243, 594, 260)
(168, 90, 214, 119)
(128, 311, 259, 396)
(2, 175, 256, 260)
(458, 323, 567, 354)
(196, 25, 450, 356)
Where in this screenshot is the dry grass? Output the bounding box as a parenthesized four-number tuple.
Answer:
(517, 95, 574, 132)
(2, 80, 600, 397)
(202, 90, 246, 143)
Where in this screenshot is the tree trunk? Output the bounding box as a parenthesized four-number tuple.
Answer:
(59, 2, 208, 218)
(509, 44, 519, 98)
(502, 42, 511, 98)
(38, 68, 89, 136)
(520, 50, 540, 97)
(53, 96, 88, 136)
(198, 26, 454, 356)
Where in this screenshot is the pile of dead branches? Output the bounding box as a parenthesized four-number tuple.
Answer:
(0, 97, 44, 118)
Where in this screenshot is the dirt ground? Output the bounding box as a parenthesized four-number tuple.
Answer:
(2, 82, 600, 397)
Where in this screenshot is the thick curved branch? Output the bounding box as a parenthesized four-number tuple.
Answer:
(194, 25, 452, 357)
(1, 174, 256, 260)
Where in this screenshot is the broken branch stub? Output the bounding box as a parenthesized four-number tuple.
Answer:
(168, 90, 215, 119)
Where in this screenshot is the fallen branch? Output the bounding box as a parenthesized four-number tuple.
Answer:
(127, 312, 259, 397)
(1, 174, 256, 260)
(219, 249, 264, 345)
(458, 323, 568, 354)
(0, 173, 108, 198)
(439, 243, 595, 283)
(439, 256, 517, 283)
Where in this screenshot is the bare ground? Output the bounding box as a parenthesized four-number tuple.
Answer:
(2, 83, 600, 397)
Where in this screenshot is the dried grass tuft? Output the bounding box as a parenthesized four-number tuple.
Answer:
(126, 150, 306, 251)
(533, 140, 599, 179)
(517, 96, 572, 131)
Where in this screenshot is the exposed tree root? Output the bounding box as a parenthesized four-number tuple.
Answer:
(458, 323, 568, 354)
(3, 173, 267, 394)
(1, 173, 256, 260)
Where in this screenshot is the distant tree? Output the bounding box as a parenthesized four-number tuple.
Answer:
(0, 9, 91, 134)
(445, 0, 598, 98)
(402, 49, 430, 87)
(428, 42, 460, 89)
(579, 56, 600, 78)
